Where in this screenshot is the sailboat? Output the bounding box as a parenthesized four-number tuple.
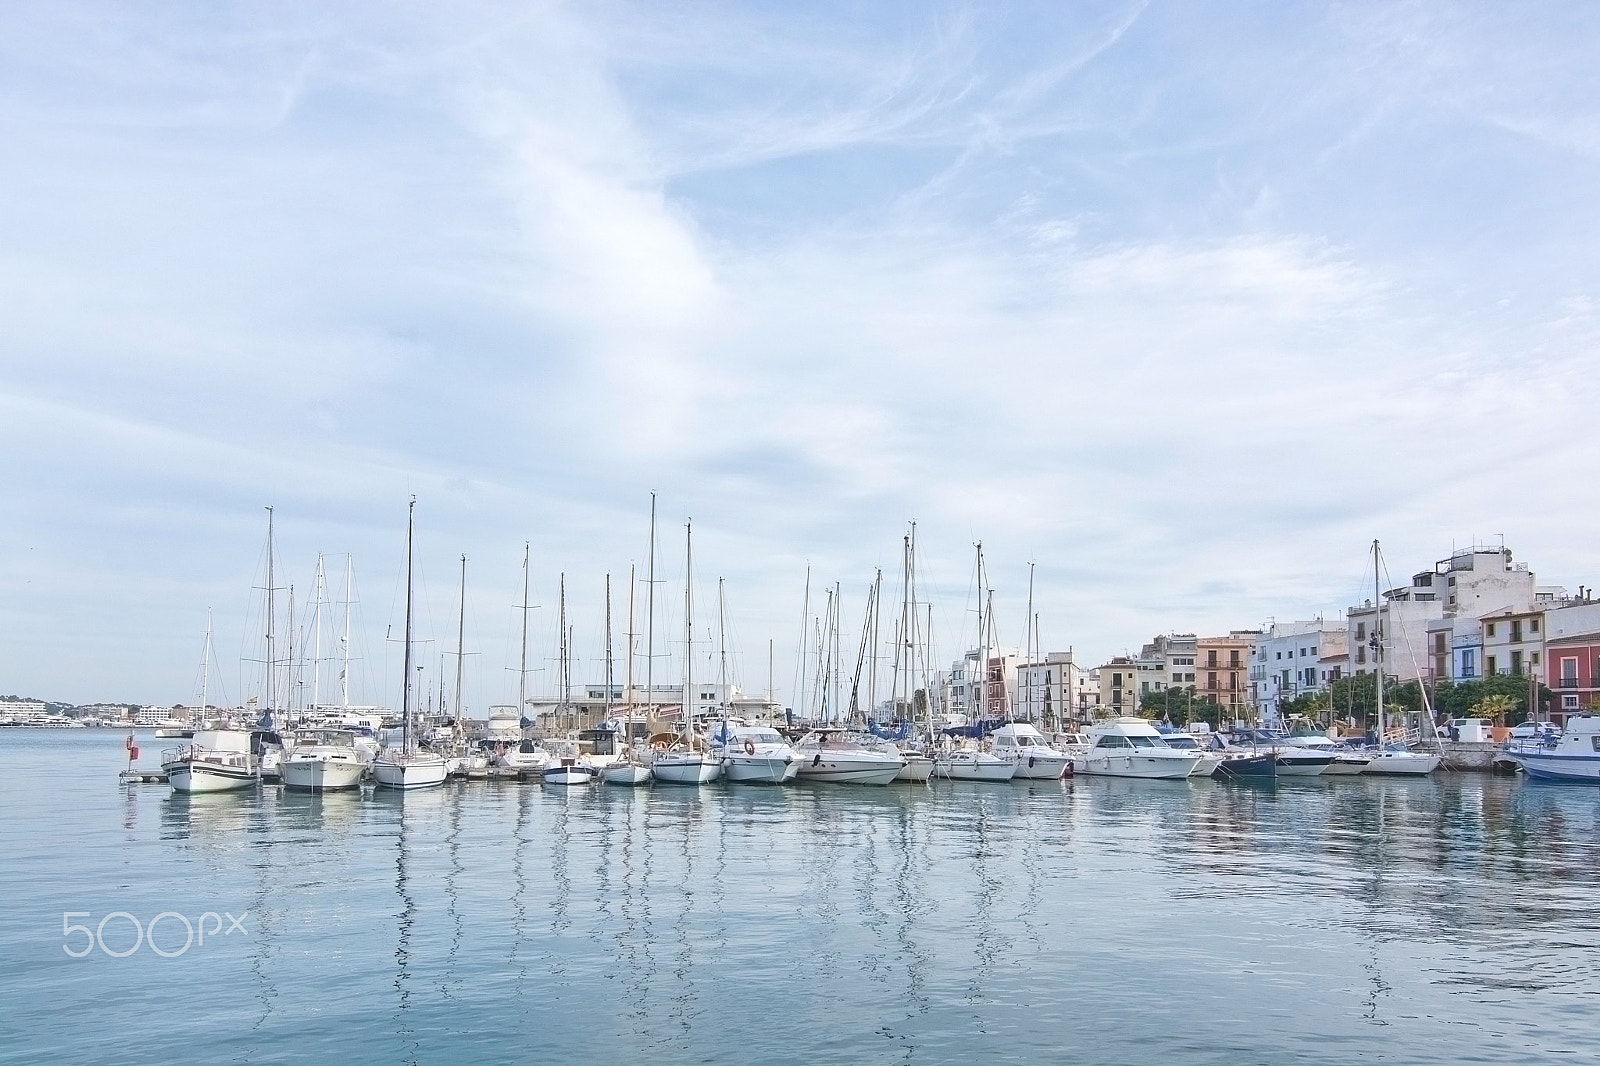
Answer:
(543, 574, 596, 786)
(933, 546, 1015, 782)
(165, 602, 260, 793)
(373, 499, 448, 791)
(650, 519, 721, 785)
(602, 557, 652, 786)
(1360, 539, 1443, 776)
(494, 543, 551, 775)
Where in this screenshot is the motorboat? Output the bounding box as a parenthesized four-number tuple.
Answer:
(932, 743, 1017, 782)
(495, 738, 552, 775)
(162, 728, 259, 793)
(280, 728, 370, 792)
(1153, 731, 1224, 777)
(1228, 729, 1332, 777)
(1280, 734, 1369, 775)
(542, 756, 597, 786)
(989, 723, 1072, 779)
(793, 729, 905, 786)
(713, 721, 800, 784)
(1071, 718, 1202, 779)
(1502, 716, 1599, 781)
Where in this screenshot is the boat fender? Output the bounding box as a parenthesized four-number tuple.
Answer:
(744, 739, 756, 755)
(813, 753, 822, 767)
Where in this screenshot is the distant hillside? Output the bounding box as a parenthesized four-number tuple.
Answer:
(2, 695, 95, 716)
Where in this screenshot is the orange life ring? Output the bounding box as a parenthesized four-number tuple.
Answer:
(743, 739, 756, 755)
(652, 741, 667, 751)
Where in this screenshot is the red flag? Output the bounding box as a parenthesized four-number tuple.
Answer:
(129, 745, 139, 760)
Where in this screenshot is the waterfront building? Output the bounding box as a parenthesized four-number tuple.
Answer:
(1015, 650, 1088, 729)
(1251, 621, 1346, 721)
(1195, 632, 1258, 714)
(1094, 656, 1140, 715)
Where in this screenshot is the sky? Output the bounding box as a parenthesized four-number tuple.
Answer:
(3, 1, 1599, 710)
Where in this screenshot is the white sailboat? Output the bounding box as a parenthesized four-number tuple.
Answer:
(373, 499, 447, 791)
(933, 547, 1015, 782)
(543, 574, 596, 786)
(1360, 539, 1442, 776)
(603, 554, 652, 786)
(495, 543, 551, 775)
(651, 519, 721, 785)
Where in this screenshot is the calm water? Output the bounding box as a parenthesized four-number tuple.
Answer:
(3, 730, 1599, 1065)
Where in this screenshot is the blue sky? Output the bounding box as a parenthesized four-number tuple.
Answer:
(4, 1, 1598, 708)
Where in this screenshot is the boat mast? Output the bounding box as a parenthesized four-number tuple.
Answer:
(974, 543, 985, 726)
(286, 583, 296, 718)
(717, 576, 728, 714)
(402, 498, 415, 755)
(646, 494, 656, 719)
(264, 506, 276, 720)
(341, 554, 352, 710)
(558, 572, 569, 728)
(869, 568, 882, 722)
(200, 608, 212, 724)
(454, 554, 467, 747)
(311, 554, 325, 709)
(518, 542, 530, 724)
(1373, 538, 1384, 742)
(683, 520, 693, 736)
(605, 572, 614, 720)
(625, 564, 636, 712)
(833, 581, 842, 724)
(1024, 561, 1035, 724)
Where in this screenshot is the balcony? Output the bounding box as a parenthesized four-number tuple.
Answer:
(1558, 677, 1585, 689)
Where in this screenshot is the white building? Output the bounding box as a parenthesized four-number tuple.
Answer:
(1252, 621, 1347, 721)
(1015, 650, 1090, 728)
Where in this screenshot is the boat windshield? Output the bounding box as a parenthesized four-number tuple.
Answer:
(1128, 735, 1169, 748)
(745, 731, 784, 745)
(1162, 736, 1199, 749)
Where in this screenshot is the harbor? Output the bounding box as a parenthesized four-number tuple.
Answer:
(6, 726, 1598, 1066)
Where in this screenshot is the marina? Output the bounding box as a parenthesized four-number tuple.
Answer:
(5, 727, 1599, 1066)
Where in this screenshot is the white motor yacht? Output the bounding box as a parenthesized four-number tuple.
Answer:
(495, 738, 552, 775)
(1280, 735, 1369, 775)
(281, 728, 370, 792)
(163, 729, 259, 793)
(793, 730, 905, 786)
(1502, 716, 1600, 781)
(1154, 732, 1224, 777)
(714, 722, 800, 784)
(1072, 718, 1202, 779)
(989, 723, 1072, 779)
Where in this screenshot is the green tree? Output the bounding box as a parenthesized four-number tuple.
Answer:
(1138, 686, 1224, 728)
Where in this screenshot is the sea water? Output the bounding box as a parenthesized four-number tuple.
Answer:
(3, 729, 1598, 1065)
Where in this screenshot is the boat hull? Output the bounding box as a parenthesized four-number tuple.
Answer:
(1214, 753, 1276, 779)
(934, 756, 1018, 782)
(372, 756, 447, 790)
(721, 754, 799, 783)
(1514, 753, 1600, 782)
(1005, 753, 1071, 779)
(1362, 752, 1442, 775)
(651, 757, 721, 785)
(1274, 754, 1332, 777)
(601, 762, 653, 786)
(894, 755, 934, 782)
(543, 767, 596, 785)
(794, 755, 903, 786)
(281, 757, 367, 792)
(1072, 754, 1198, 779)
(164, 760, 257, 793)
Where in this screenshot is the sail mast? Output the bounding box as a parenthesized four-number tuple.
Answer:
(683, 519, 693, 735)
(264, 506, 276, 719)
(605, 572, 614, 719)
(454, 554, 467, 745)
(341, 554, 352, 709)
(1373, 538, 1384, 742)
(402, 498, 415, 754)
(311, 554, 325, 709)
(518, 542, 530, 724)
(1024, 562, 1035, 724)
(646, 493, 656, 718)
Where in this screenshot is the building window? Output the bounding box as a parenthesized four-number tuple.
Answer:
(1356, 623, 1366, 640)
(1564, 695, 1580, 709)
(1511, 650, 1523, 675)
(1531, 619, 1540, 634)
(1511, 621, 1523, 643)
(1487, 623, 1496, 637)
(1487, 655, 1497, 676)
(1357, 646, 1366, 664)
(1207, 672, 1218, 690)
